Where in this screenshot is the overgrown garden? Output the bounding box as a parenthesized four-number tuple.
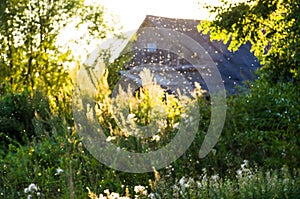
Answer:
(0, 0, 299, 198)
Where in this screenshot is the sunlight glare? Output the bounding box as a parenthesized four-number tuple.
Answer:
(58, 0, 247, 68)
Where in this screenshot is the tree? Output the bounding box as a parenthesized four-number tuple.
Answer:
(198, 0, 299, 83)
(0, 0, 116, 114)
(0, 0, 118, 145)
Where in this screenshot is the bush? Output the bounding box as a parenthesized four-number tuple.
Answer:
(0, 90, 36, 148)
(214, 80, 300, 174)
(0, 90, 59, 150)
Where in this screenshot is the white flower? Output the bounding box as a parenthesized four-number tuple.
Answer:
(202, 173, 207, 181)
(241, 160, 248, 169)
(236, 169, 242, 176)
(196, 181, 202, 188)
(109, 192, 120, 199)
(98, 194, 107, 199)
(181, 114, 188, 119)
(148, 193, 158, 199)
(173, 122, 180, 129)
(126, 113, 136, 123)
(156, 119, 167, 131)
(106, 136, 116, 142)
(55, 168, 64, 175)
(36, 192, 41, 196)
(134, 185, 147, 195)
(184, 178, 195, 188)
(28, 183, 38, 192)
(24, 188, 29, 193)
(27, 195, 32, 199)
(151, 134, 160, 142)
(211, 174, 219, 181)
(179, 176, 187, 187)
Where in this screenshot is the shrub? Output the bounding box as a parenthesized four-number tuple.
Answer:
(0, 90, 38, 148)
(215, 80, 300, 174)
(0, 90, 68, 150)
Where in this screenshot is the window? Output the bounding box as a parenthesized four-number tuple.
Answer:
(147, 43, 157, 52)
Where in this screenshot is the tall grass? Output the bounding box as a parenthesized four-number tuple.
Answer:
(0, 68, 299, 198)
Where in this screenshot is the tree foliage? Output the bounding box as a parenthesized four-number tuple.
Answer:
(0, 0, 115, 113)
(0, 0, 117, 144)
(198, 0, 300, 83)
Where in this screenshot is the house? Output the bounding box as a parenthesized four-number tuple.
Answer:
(118, 15, 261, 95)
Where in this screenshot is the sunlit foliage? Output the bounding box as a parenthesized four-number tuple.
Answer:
(198, 0, 300, 82)
(0, 0, 116, 144)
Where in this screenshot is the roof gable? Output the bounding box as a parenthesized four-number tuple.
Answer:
(121, 15, 260, 94)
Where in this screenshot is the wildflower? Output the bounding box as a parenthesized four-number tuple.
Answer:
(109, 192, 120, 199)
(104, 189, 110, 195)
(211, 174, 219, 181)
(106, 136, 116, 142)
(193, 82, 206, 97)
(24, 187, 30, 194)
(151, 134, 160, 142)
(173, 122, 180, 129)
(241, 160, 248, 169)
(156, 119, 167, 129)
(28, 183, 38, 192)
(125, 187, 130, 198)
(181, 114, 188, 119)
(236, 169, 242, 176)
(148, 193, 158, 199)
(139, 68, 155, 87)
(27, 195, 32, 199)
(196, 181, 202, 188)
(202, 173, 207, 181)
(185, 178, 195, 188)
(98, 194, 107, 199)
(134, 185, 147, 195)
(153, 167, 160, 182)
(179, 176, 187, 187)
(55, 168, 64, 175)
(126, 113, 136, 123)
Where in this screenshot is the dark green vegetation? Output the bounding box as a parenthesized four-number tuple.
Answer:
(0, 0, 299, 198)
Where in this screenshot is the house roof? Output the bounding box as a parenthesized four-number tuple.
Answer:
(123, 15, 261, 94)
